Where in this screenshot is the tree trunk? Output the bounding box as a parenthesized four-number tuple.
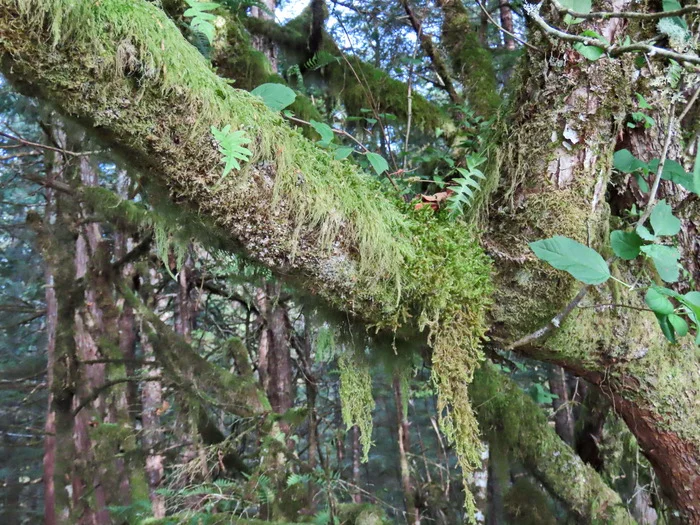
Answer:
(548, 365, 575, 446)
(393, 374, 419, 524)
(498, 0, 515, 50)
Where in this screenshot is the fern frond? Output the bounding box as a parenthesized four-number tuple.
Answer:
(447, 154, 486, 217)
(184, 1, 220, 45)
(211, 125, 252, 183)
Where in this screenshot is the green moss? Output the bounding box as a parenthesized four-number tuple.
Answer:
(471, 363, 634, 523)
(440, 3, 500, 117)
(338, 349, 375, 462)
(337, 503, 390, 525)
(3, 0, 495, 501)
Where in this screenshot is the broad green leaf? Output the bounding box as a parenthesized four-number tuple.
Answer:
(681, 291, 700, 325)
(529, 236, 610, 284)
(668, 314, 689, 337)
(561, 0, 592, 24)
(635, 224, 656, 241)
(640, 244, 680, 283)
(610, 230, 643, 260)
(655, 313, 676, 343)
(613, 149, 646, 173)
(574, 42, 605, 60)
(310, 120, 335, 147)
(251, 83, 297, 111)
(366, 152, 389, 176)
(650, 199, 681, 236)
(645, 287, 675, 316)
(663, 0, 682, 11)
(648, 158, 695, 192)
(333, 147, 354, 160)
(635, 174, 650, 193)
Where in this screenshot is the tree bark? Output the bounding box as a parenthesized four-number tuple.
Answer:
(548, 365, 575, 446)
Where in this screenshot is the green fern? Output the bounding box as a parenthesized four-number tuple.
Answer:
(286, 472, 311, 487)
(184, 1, 220, 45)
(211, 125, 252, 184)
(304, 51, 340, 71)
(447, 154, 486, 217)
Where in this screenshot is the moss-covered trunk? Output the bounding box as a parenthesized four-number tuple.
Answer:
(484, 3, 700, 518)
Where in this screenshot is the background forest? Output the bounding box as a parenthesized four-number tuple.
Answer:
(0, 0, 698, 524)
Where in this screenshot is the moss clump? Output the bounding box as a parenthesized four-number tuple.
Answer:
(338, 349, 375, 462)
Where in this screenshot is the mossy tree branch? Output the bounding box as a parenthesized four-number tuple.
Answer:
(472, 363, 635, 523)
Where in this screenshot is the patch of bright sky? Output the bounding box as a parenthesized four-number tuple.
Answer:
(276, 0, 309, 23)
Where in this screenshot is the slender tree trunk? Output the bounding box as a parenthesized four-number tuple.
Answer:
(548, 365, 575, 446)
(42, 140, 60, 525)
(393, 375, 419, 525)
(498, 0, 515, 50)
(141, 320, 165, 518)
(250, 0, 277, 71)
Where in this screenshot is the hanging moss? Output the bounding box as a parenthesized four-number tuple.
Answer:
(338, 349, 375, 462)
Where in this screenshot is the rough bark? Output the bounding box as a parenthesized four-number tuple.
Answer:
(483, 3, 700, 517)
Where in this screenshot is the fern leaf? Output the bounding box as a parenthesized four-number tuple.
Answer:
(211, 126, 252, 183)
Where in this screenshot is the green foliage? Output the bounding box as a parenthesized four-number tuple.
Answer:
(211, 124, 252, 183)
(573, 31, 607, 61)
(560, 0, 592, 24)
(365, 152, 388, 177)
(613, 149, 697, 194)
(446, 154, 487, 217)
(640, 244, 680, 283)
(610, 230, 643, 260)
(650, 199, 681, 236)
(529, 236, 610, 285)
(184, 0, 220, 45)
(250, 83, 297, 111)
(309, 120, 334, 147)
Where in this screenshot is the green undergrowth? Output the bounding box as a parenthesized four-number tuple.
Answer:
(7, 0, 495, 510)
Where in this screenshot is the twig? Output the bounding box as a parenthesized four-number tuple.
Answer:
(578, 303, 653, 312)
(636, 106, 675, 228)
(0, 131, 96, 157)
(284, 114, 400, 191)
(507, 284, 590, 350)
(679, 84, 700, 122)
(403, 21, 421, 170)
(72, 376, 162, 417)
(285, 114, 368, 152)
(550, 0, 700, 21)
(527, 7, 700, 67)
